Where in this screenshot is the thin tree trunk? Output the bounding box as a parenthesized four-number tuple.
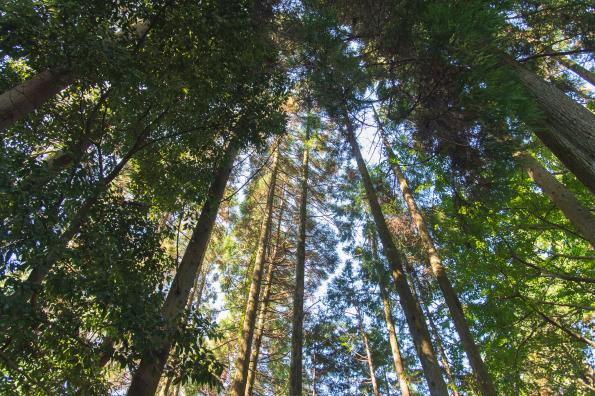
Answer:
(126, 144, 239, 396)
(343, 111, 449, 396)
(359, 321, 380, 396)
(515, 152, 595, 247)
(557, 57, 595, 86)
(504, 56, 595, 194)
(410, 272, 461, 396)
(246, 195, 285, 396)
(289, 125, 310, 396)
(26, 126, 151, 303)
(245, 252, 275, 396)
(230, 145, 280, 396)
(376, 115, 497, 396)
(369, 228, 411, 396)
(0, 68, 73, 132)
(380, 281, 411, 396)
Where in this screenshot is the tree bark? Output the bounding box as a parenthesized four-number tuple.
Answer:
(411, 270, 462, 396)
(504, 56, 595, 194)
(343, 111, 448, 396)
(557, 57, 595, 86)
(515, 152, 595, 247)
(289, 125, 310, 396)
(359, 321, 380, 396)
(244, 251, 275, 396)
(369, 228, 411, 396)
(126, 144, 239, 396)
(0, 68, 73, 132)
(376, 117, 497, 396)
(230, 145, 280, 396)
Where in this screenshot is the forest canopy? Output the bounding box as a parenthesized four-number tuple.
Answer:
(0, 0, 593, 395)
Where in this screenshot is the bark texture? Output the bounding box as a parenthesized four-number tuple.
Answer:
(516, 153, 595, 247)
(230, 146, 280, 396)
(343, 112, 448, 396)
(289, 127, 310, 396)
(378, 120, 497, 396)
(126, 145, 239, 396)
(506, 57, 595, 194)
(0, 68, 73, 131)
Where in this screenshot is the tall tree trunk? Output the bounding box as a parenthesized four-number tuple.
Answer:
(359, 321, 380, 396)
(289, 125, 310, 396)
(0, 68, 73, 132)
(557, 57, 595, 86)
(230, 145, 280, 396)
(343, 111, 449, 396)
(126, 144, 239, 396)
(245, 195, 285, 396)
(376, 116, 497, 396)
(410, 272, 461, 396)
(515, 152, 595, 247)
(504, 57, 595, 194)
(369, 228, 411, 396)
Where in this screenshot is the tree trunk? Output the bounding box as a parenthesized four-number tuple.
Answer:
(0, 68, 73, 132)
(369, 228, 411, 396)
(505, 56, 595, 194)
(557, 57, 595, 86)
(230, 145, 280, 396)
(515, 152, 595, 247)
(376, 116, 497, 396)
(245, 252, 275, 396)
(343, 111, 449, 396)
(360, 322, 380, 396)
(246, 195, 285, 396)
(410, 272, 461, 396)
(289, 125, 310, 396)
(126, 144, 239, 396)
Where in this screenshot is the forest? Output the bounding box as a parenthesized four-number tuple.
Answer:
(0, 0, 593, 395)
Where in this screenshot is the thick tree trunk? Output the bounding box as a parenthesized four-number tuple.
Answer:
(246, 196, 285, 396)
(289, 126, 310, 396)
(343, 112, 448, 396)
(369, 229, 411, 396)
(515, 153, 595, 247)
(126, 144, 239, 396)
(0, 68, 73, 132)
(230, 146, 280, 396)
(377, 120, 497, 396)
(505, 57, 595, 194)
(360, 322, 380, 396)
(557, 57, 595, 86)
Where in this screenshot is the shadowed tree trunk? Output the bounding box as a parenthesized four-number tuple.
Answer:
(126, 143, 239, 396)
(289, 124, 310, 396)
(410, 270, 461, 396)
(343, 109, 449, 396)
(376, 113, 497, 396)
(515, 152, 595, 247)
(0, 68, 73, 132)
(505, 56, 595, 194)
(230, 144, 280, 396)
